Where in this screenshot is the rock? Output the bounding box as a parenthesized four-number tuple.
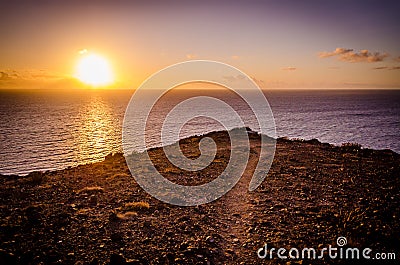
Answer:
(165, 252, 175, 261)
(109, 211, 120, 222)
(109, 253, 126, 265)
(206, 236, 215, 243)
(179, 242, 189, 250)
(24, 205, 43, 225)
(111, 232, 124, 242)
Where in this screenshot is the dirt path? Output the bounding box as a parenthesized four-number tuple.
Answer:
(214, 142, 261, 264)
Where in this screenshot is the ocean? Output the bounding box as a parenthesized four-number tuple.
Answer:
(0, 88, 399, 175)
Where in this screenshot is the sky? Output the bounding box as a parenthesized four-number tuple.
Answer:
(1, 0, 400, 89)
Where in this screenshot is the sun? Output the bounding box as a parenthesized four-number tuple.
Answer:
(75, 52, 114, 86)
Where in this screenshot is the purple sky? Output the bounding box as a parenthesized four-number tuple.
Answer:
(1, 0, 399, 88)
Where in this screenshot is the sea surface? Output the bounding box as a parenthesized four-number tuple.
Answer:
(0, 88, 399, 175)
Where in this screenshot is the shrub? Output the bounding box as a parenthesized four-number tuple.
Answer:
(28, 171, 45, 185)
(341, 142, 362, 152)
(341, 142, 362, 148)
(76, 186, 104, 194)
(123, 201, 150, 212)
(116, 211, 137, 220)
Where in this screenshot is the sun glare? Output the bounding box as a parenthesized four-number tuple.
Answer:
(75, 52, 114, 86)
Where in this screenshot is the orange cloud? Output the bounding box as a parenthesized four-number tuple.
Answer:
(0, 72, 12, 80)
(319, 48, 388, 63)
(281, 67, 297, 71)
(251, 77, 265, 87)
(222, 74, 245, 82)
(186, 54, 197, 59)
(0, 69, 78, 89)
(372, 66, 400, 70)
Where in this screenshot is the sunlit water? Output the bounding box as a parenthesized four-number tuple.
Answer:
(0, 89, 399, 175)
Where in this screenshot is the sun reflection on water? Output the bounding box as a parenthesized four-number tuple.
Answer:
(73, 94, 121, 164)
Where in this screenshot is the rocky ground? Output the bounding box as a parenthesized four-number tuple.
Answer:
(0, 130, 399, 264)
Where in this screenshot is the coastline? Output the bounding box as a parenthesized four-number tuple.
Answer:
(1, 88, 399, 176)
(1, 133, 398, 178)
(0, 130, 399, 264)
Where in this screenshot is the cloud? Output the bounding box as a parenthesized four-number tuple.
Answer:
(0, 70, 21, 80)
(79, 49, 88, 55)
(394, 56, 400, 62)
(231, 55, 240, 60)
(222, 74, 245, 82)
(0, 69, 77, 89)
(281, 67, 297, 71)
(0, 69, 66, 81)
(319, 47, 388, 63)
(319, 48, 353, 58)
(251, 76, 265, 87)
(342, 81, 370, 87)
(186, 54, 197, 59)
(0, 72, 11, 80)
(372, 66, 400, 70)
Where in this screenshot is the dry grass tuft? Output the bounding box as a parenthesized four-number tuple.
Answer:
(116, 211, 137, 220)
(162, 167, 181, 174)
(77, 186, 104, 194)
(336, 207, 366, 232)
(123, 201, 150, 212)
(107, 173, 130, 180)
(76, 208, 91, 216)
